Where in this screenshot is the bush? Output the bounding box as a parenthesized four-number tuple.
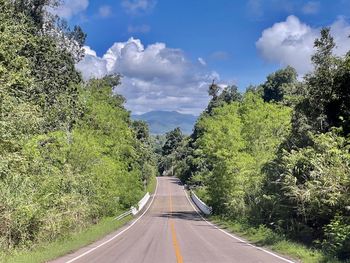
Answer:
(323, 215, 350, 259)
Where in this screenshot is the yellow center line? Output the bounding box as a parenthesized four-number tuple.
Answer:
(169, 181, 184, 263)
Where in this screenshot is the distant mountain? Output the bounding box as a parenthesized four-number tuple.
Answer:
(132, 111, 197, 135)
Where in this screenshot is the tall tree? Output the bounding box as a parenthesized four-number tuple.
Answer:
(162, 127, 184, 156)
(261, 66, 298, 103)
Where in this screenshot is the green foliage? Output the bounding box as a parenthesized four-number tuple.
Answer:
(208, 81, 220, 99)
(162, 127, 184, 156)
(211, 216, 340, 263)
(262, 130, 350, 243)
(12, 0, 59, 28)
(132, 120, 150, 142)
(191, 93, 291, 216)
(175, 28, 350, 261)
(207, 84, 242, 113)
(291, 28, 350, 144)
(257, 29, 350, 260)
(261, 66, 298, 103)
(0, 0, 156, 254)
(1, 75, 151, 250)
(322, 215, 350, 259)
(195, 101, 245, 213)
(158, 127, 185, 176)
(1, 215, 132, 263)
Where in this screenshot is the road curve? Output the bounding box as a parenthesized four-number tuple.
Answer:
(51, 177, 295, 263)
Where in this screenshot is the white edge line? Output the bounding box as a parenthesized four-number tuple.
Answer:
(183, 188, 295, 263)
(66, 178, 159, 263)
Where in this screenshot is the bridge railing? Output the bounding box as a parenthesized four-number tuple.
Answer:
(115, 192, 151, 220)
(190, 190, 212, 215)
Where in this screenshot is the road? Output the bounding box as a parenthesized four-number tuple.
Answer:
(52, 177, 294, 263)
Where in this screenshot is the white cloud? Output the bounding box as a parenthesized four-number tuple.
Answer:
(82, 46, 97, 57)
(76, 47, 107, 79)
(256, 15, 350, 75)
(302, 1, 320, 14)
(98, 5, 112, 18)
(49, 0, 89, 19)
(256, 15, 317, 74)
(121, 0, 156, 14)
(330, 17, 350, 56)
(198, 57, 207, 66)
(128, 24, 151, 33)
(76, 38, 219, 115)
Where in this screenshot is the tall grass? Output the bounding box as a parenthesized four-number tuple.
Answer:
(1, 215, 132, 263)
(1, 176, 158, 263)
(210, 216, 343, 263)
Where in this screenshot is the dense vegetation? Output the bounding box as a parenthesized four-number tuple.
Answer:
(0, 0, 156, 253)
(166, 28, 350, 260)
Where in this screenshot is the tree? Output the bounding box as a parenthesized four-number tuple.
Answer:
(166, 27, 350, 260)
(288, 27, 350, 150)
(13, 0, 59, 27)
(220, 85, 241, 103)
(207, 85, 242, 113)
(261, 66, 298, 103)
(0, 1, 157, 251)
(262, 130, 350, 243)
(304, 28, 337, 132)
(208, 81, 220, 99)
(132, 120, 150, 142)
(158, 128, 184, 176)
(332, 53, 350, 134)
(259, 28, 350, 257)
(194, 102, 244, 213)
(162, 127, 184, 156)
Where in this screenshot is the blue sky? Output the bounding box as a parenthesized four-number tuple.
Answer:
(54, 0, 350, 115)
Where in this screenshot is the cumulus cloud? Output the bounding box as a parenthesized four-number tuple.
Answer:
(76, 38, 219, 115)
(49, 0, 89, 19)
(82, 46, 97, 57)
(76, 47, 108, 79)
(121, 0, 156, 14)
(330, 17, 350, 55)
(256, 15, 350, 75)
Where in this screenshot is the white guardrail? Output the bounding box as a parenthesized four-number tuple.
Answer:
(115, 192, 151, 220)
(190, 190, 212, 215)
(132, 192, 150, 215)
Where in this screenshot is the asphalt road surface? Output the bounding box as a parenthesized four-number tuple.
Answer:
(52, 177, 295, 263)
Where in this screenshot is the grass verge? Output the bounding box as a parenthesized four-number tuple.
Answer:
(146, 175, 157, 194)
(210, 216, 342, 263)
(1, 215, 132, 263)
(1, 176, 158, 263)
(191, 189, 341, 262)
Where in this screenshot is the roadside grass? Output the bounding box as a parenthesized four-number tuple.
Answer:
(210, 216, 343, 263)
(0, 177, 159, 263)
(146, 175, 157, 194)
(1, 215, 132, 263)
(190, 188, 342, 263)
